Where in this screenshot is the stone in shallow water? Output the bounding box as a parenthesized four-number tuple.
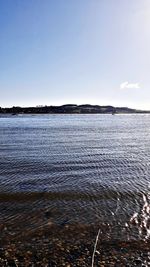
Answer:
(133, 258, 142, 265)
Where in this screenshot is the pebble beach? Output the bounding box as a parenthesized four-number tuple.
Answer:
(0, 215, 150, 267)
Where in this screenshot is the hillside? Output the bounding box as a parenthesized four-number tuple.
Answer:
(0, 104, 149, 114)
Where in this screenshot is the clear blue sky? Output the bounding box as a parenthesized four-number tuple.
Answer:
(0, 0, 150, 109)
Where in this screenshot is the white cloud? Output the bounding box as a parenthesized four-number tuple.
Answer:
(120, 81, 140, 90)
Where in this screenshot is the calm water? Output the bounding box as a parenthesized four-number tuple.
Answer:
(0, 114, 150, 239)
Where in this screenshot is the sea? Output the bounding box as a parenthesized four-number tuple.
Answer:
(0, 114, 150, 240)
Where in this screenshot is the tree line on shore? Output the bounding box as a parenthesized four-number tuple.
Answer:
(0, 104, 149, 114)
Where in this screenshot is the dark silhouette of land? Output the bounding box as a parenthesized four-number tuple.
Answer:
(0, 104, 149, 114)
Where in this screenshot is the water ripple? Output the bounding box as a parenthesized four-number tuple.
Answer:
(0, 114, 150, 240)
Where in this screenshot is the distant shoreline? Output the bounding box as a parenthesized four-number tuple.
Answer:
(0, 104, 150, 114)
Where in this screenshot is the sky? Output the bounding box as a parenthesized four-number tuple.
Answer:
(0, 0, 150, 110)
